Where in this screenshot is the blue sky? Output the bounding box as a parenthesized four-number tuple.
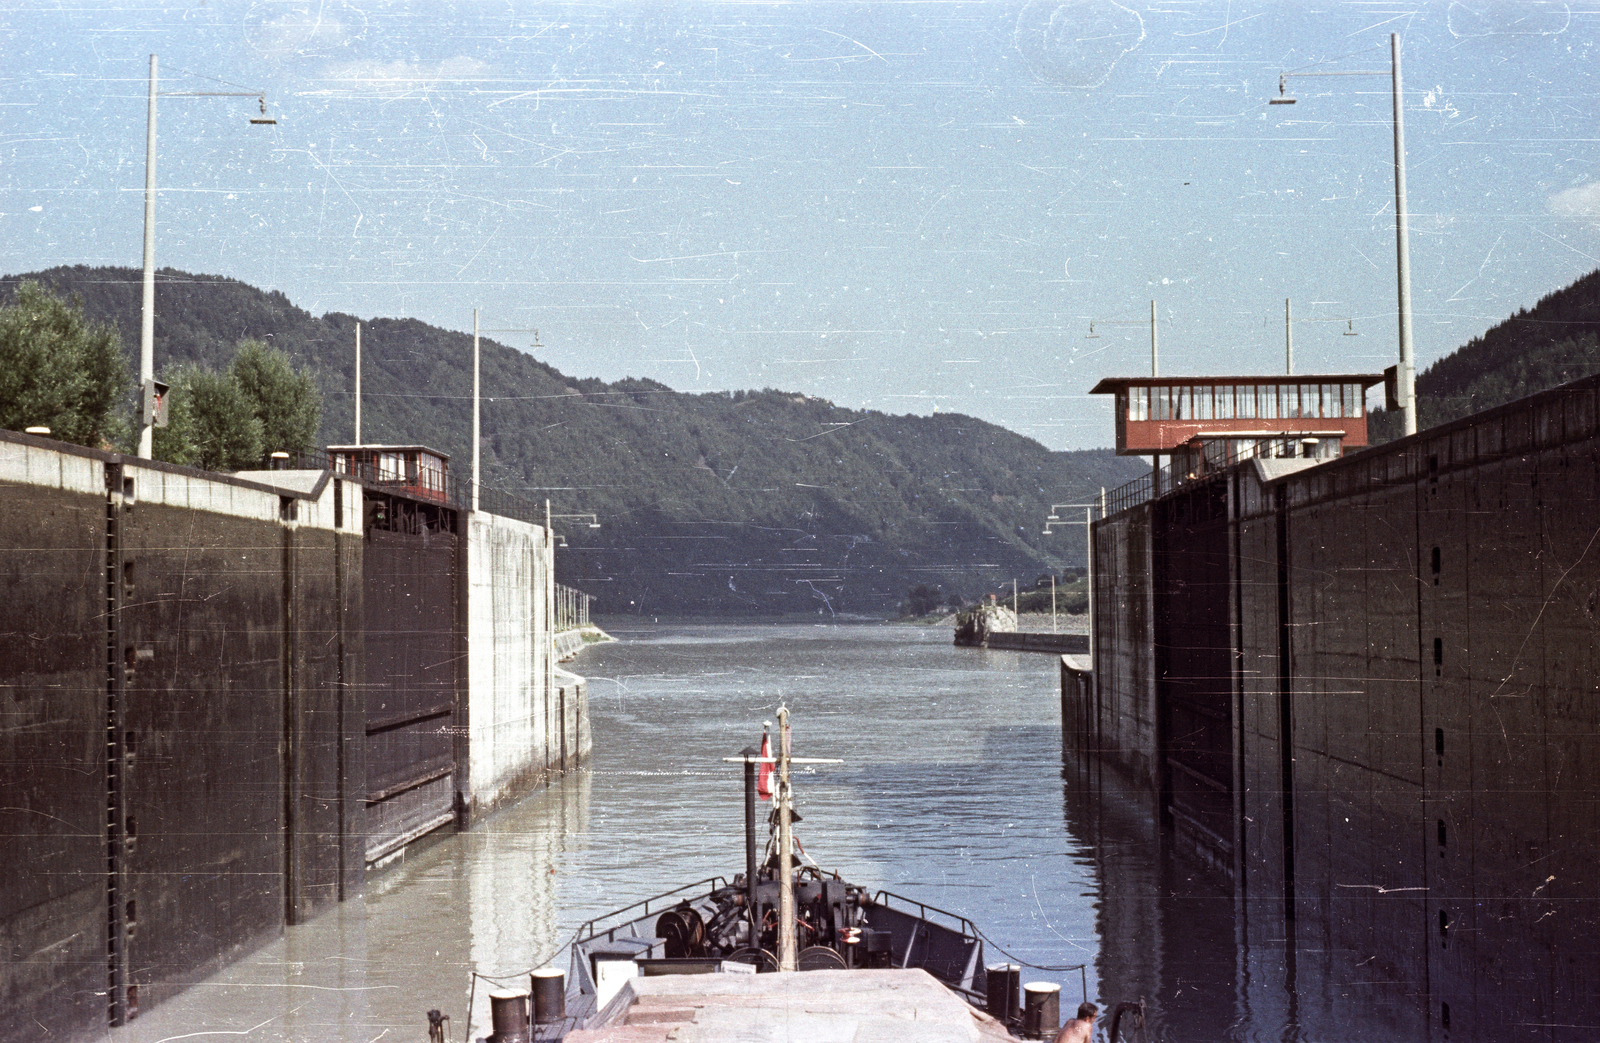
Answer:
(3, 1, 1598, 449)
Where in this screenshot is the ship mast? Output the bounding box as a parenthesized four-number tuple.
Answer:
(777, 706, 797, 971)
(725, 707, 838, 973)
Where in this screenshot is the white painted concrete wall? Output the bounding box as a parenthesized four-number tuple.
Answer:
(466, 510, 590, 817)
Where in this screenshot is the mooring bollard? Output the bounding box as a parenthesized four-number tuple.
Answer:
(985, 962, 1020, 1023)
(487, 989, 531, 1043)
(1022, 981, 1061, 1040)
(531, 967, 566, 1023)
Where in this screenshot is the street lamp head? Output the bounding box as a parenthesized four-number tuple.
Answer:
(249, 96, 276, 125)
(1270, 73, 1296, 104)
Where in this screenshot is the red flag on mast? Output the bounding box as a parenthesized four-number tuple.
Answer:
(757, 726, 774, 801)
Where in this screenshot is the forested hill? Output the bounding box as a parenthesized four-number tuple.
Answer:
(1369, 267, 1600, 440)
(2, 266, 1141, 617)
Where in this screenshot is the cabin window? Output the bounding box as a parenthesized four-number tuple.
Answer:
(1195, 386, 1213, 421)
(1154, 386, 1171, 421)
(1260, 386, 1279, 419)
(1127, 387, 1149, 421)
(380, 452, 404, 482)
(418, 452, 445, 493)
(1236, 385, 1256, 419)
(1215, 386, 1234, 420)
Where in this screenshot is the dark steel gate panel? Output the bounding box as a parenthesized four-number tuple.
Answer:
(362, 525, 459, 863)
(1152, 478, 1235, 858)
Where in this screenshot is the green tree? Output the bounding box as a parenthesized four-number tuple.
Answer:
(0, 281, 128, 447)
(230, 339, 321, 456)
(153, 364, 264, 471)
(901, 583, 944, 617)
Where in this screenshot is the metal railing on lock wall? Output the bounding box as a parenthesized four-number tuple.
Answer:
(273, 448, 552, 526)
(1102, 435, 1330, 517)
(554, 584, 592, 632)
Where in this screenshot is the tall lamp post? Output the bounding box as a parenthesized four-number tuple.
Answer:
(469, 315, 541, 512)
(1086, 302, 1162, 487)
(1282, 301, 1359, 374)
(1044, 503, 1100, 657)
(544, 503, 601, 764)
(138, 54, 276, 458)
(1271, 32, 1417, 437)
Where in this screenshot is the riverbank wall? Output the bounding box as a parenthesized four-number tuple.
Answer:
(466, 512, 595, 818)
(981, 631, 1088, 654)
(1078, 373, 1600, 1038)
(0, 431, 592, 1042)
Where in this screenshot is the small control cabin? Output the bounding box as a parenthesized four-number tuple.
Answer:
(327, 444, 451, 504)
(1089, 375, 1384, 464)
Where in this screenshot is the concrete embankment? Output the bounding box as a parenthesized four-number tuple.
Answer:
(982, 630, 1089, 654)
(464, 511, 598, 822)
(555, 623, 615, 662)
(953, 606, 1089, 653)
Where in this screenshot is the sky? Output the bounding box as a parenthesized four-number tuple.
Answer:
(3, 0, 1598, 451)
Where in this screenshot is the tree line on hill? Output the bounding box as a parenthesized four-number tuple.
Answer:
(11, 263, 1598, 616)
(0, 266, 1139, 617)
(0, 280, 322, 469)
(1366, 267, 1600, 441)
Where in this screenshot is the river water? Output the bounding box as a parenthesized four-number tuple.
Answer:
(111, 620, 1279, 1043)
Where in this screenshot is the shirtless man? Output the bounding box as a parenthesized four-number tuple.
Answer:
(1053, 1002, 1098, 1043)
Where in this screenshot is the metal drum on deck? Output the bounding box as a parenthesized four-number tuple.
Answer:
(985, 962, 1020, 1023)
(487, 989, 530, 1043)
(1023, 981, 1061, 1040)
(531, 968, 565, 1024)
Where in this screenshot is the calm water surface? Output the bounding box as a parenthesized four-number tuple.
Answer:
(112, 621, 1257, 1042)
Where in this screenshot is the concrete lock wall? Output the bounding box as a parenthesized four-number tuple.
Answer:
(0, 442, 108, 1043)
(464, 510, 589, 818)
(1089, 501, 1158, 792)
(0, 434, 364, 1042)
(1, 434, 593, 1042)
(1080, 374, 1600, 1039)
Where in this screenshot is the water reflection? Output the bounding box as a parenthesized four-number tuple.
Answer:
(1063, 758, 1245, 1041)
(1064, 747, 1441, 1042)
